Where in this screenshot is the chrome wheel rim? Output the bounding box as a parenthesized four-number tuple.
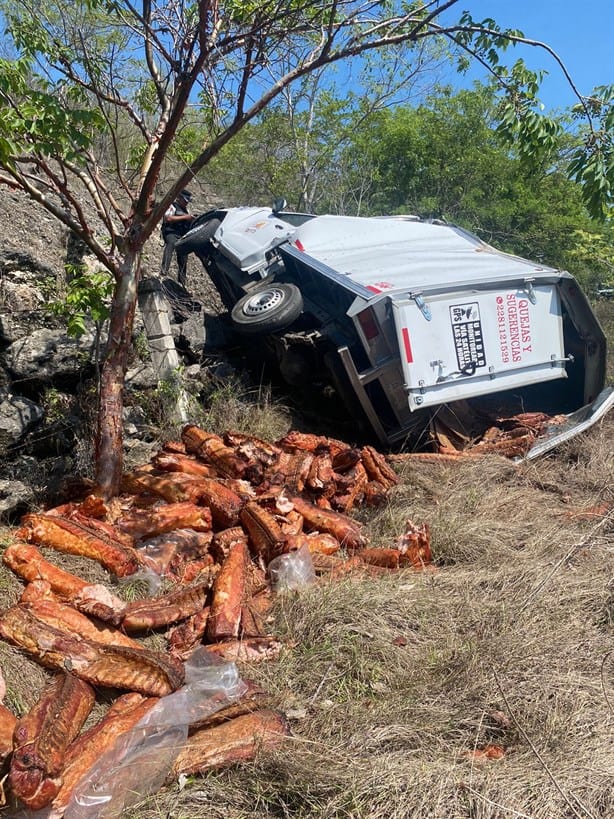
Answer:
(242, 288, 284, 316)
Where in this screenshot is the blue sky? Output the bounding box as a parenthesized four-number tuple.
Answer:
(449, 0, 613, 113)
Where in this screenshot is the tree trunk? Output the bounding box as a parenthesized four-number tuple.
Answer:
(94, 249, 141, 499)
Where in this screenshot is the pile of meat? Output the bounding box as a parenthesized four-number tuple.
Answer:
(389, 410, 567, 464)
(0, 425, 431, 815)
(450, 411, 567, 458)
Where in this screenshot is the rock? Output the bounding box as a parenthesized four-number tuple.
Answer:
(0, 276, 60, 347)
(6, 328, 97, 392)
(0, 394, 44, 444)
(0, 478, 35, 521)
(1, 454, 50, 488)
(123, 405, 148, 427)
(126, 362, 158, 390)
(22, 415, 79, 457)
(123, 439, 159, 471)
(0, 248, 56, 281)
(174, 314, 205, 359)
(183, 364, 202, 379)
(174, 311, 234, 356)
(0, 190, 68, 280)
(0, 245, 64, 344)
(123, 405, 150, 439)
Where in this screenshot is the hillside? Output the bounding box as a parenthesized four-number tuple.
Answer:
(0, 184, 612, 819)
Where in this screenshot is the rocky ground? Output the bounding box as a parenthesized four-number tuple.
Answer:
(0, 186, 237, 517)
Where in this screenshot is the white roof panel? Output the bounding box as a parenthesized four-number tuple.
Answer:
(291, 215, 558, 294)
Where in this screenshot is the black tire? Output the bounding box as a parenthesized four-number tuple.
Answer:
(176, 216, 222, 253)
(230, 283, 303, 335)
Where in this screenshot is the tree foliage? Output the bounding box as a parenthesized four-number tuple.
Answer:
(50, 267, 115, 338)
(337, 85, 606, 277)
(0, 0, 612, 495)
(211, 83, 612, 290)
(568, 85, 614, 219)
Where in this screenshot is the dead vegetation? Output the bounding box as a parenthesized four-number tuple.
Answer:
(1, 315, 613, 818)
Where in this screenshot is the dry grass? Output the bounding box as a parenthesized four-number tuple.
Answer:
(118, 525, 613, 818)
(198, 375, 293, 442)
(1, 310, 613, 818)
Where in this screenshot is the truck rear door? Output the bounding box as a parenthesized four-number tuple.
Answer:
(392, 284, 568, 411)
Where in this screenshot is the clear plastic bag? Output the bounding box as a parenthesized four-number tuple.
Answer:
(134, 528, 212, 578)
(268, 544, 316, 592)
(118, 564, 163, 595)
(63, 722, 185, 819)
(139, 647, 248, 730)
(61, 649, 247, 819)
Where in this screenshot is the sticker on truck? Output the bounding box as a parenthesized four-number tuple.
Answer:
(495, 293, 533, 364)
(449, 302, 486, 370)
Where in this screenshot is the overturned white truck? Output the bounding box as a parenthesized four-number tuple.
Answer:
(178, 205, 614, 458)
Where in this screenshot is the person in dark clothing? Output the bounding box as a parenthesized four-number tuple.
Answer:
(161, 189, 194, 286)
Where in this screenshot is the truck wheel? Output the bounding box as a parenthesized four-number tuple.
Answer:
(231, 283, 303, 335)
(176, 216, 221, 253)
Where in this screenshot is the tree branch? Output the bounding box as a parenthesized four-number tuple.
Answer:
(142, 0, 170, 110)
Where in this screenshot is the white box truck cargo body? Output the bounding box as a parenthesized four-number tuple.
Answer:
(180, 207, 614, 457)
(279, 215, 612, 454)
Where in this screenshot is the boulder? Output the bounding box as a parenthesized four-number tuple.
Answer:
(0, 248, 63, 345)
(0, 478, 35, 521)
(126, 362, 158, 390)
(5, 327, 97, 392)
(0, 394, 44, 445)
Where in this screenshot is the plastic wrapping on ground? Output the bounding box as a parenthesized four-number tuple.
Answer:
(43, 650, 247, 819)
(134, 529, 206, 579)
(268, 545, 316, 592)
(118, 563, 164, 595)
(63, 722, 185, 819)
